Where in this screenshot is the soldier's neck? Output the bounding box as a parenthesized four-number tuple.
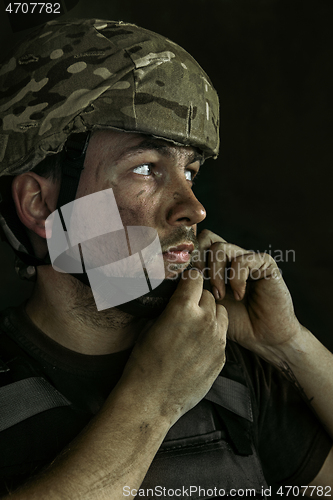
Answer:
(25, 265, 149, 355)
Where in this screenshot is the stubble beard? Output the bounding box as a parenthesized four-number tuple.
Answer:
(69, 226, 199, 327)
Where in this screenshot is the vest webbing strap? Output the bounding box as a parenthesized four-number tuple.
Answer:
(0, 376, 252, 436)
(205, 376, 253, 422)
(205, 376, 254, 456)
(0, 377, 71, 432)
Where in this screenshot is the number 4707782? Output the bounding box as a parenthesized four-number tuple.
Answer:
(276, 485, 332, 496)
(5, 3, 61, 14)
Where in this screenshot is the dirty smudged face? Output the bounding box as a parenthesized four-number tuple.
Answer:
(75, 129, 206, 316)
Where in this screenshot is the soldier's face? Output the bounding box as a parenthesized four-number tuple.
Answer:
(75, 129, 206, 279)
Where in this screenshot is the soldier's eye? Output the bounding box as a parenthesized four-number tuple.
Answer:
(133, 164, 152, 175)
(185, 169, 195, 181)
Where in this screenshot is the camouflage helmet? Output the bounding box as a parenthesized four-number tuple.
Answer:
(0, 18, 219, 178)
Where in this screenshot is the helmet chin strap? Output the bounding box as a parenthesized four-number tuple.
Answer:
(56, 132, 91, 210)
(71, 271, 180, 318)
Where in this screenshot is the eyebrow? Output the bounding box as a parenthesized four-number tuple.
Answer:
(116, 137, 204, 166)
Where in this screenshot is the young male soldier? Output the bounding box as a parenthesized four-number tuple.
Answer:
(0, 19, 332, 499)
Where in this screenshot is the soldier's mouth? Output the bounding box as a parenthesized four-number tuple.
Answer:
(163, 243, 194, 263)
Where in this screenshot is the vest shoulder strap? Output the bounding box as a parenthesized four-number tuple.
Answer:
(0, 328, 71, 432)
(0, 376, 71, 432)
(205, 375, 253, 422)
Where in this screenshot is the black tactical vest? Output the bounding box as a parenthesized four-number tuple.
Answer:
(0, 332, 269, 498)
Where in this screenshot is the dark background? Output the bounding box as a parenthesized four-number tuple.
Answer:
(0, 0, 332, 349)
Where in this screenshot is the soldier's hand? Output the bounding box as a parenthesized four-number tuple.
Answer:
(193, 229, 302, 361)
(120, 269, 228, 426)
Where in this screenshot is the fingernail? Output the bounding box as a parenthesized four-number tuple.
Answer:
(212, 285, 220, 300)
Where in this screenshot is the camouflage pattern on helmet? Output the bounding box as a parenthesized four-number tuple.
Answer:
(0, 18, 219, 177)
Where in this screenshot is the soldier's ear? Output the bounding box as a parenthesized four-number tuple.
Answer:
(12, 172, 59, 239)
